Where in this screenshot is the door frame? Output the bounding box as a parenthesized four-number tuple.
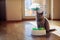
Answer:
(51, 0, 53, 20)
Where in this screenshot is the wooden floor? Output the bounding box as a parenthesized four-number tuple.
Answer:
(0, 20, 60, 40)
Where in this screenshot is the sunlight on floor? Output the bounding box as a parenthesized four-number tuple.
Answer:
(26, 20, 60, 36)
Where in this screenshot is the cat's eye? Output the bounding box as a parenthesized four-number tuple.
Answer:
(39, 13, 43, 15)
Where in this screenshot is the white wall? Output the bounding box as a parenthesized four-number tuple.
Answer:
(6, 0, 22, 21)
(53, 0, 60, 19)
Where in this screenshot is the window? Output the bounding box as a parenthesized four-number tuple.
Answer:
(25, 0, 36, 16)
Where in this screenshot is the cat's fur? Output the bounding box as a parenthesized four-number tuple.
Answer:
(36, 12, 50, 32)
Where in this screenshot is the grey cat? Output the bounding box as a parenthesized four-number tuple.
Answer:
(36, 12, 55, 33)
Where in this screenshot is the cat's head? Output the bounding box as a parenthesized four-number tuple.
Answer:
(37, 12, 44, 20)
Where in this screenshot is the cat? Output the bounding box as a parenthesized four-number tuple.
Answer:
(36, 11, 55, 33)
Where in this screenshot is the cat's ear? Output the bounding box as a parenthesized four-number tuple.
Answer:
(39, 11, 43, 14)
(41, 12, 43, 14)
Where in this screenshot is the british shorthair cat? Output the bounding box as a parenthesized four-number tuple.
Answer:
(36, 12, 55, 33)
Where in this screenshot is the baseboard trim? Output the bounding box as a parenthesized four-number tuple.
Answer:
(47, 18, 60, 21)
(6, 20, 23, 23)
(22, 18, 35, 21)
(5, 18, 60, 23)
(6, 18, 35, 23)
(53, 19, 60, 21)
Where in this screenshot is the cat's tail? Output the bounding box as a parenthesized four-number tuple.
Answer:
(47, 29, 56, 33)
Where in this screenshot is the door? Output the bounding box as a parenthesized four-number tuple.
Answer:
(0, 0, 6, 21)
